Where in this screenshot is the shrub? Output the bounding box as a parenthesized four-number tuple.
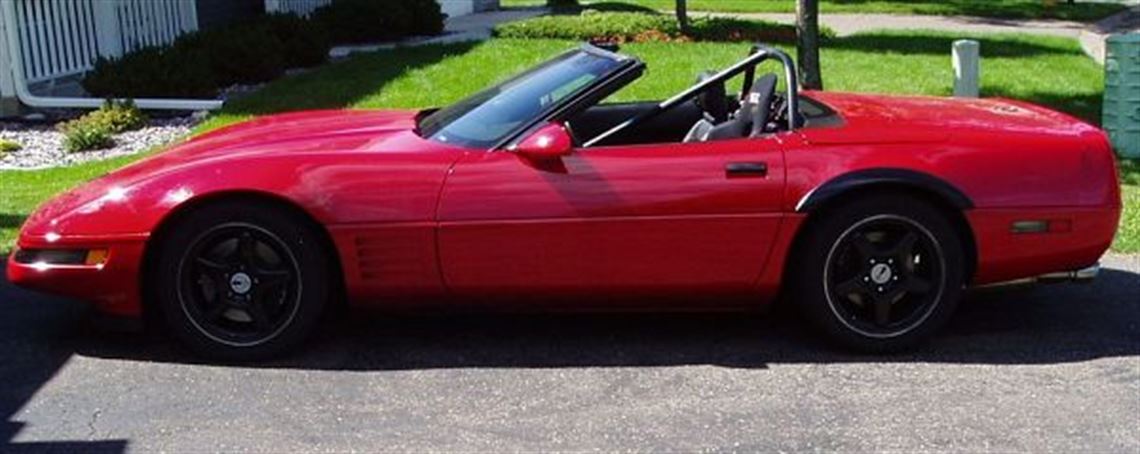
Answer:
(83, 45, 216, 98)
(0, 139, 21, 153)
(494, 11, 832, 44)
(56, 100, 147, 153)
(263, 13, 332, 68)
(59, 120, 114, 153)
(189, 24, 287, 85)
(548, 0, 580, 8)
(87, 99, 148, 133)
(313, 0, 445, 44)
(404, 0, 446, 35)
(495, 12, 677, 42)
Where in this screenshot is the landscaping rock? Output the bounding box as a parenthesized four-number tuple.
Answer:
(0, 117, 196, 170)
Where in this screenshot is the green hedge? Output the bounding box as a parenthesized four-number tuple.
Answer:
(82, 0, 444, 99)
(494, 11, 832, 44)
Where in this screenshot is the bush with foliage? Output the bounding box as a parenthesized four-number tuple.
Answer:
(263, 13, 332, 68)
(83, 45, 216, 99)
(494, 10, 832, 44)
(191, 24, 287, 85)
(313, 0, 445, 44)
(59, 120, 114, 153)
(88, 99, 148, 133)
(83, 0, 444, 98)
(57, 100, 148, 153)
(0, 139, 21, 154)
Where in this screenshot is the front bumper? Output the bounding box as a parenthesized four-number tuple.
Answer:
(7, 233, 148, 317)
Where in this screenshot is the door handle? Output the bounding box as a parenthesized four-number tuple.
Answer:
(725, 162, 768, 178)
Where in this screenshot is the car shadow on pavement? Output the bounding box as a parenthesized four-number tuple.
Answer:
(66, 265, 1140, 370)
(2, 263, 1138, 451)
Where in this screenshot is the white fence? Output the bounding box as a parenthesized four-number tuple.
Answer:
(264, 0, 332, 17)
(6, 0, 197, 84)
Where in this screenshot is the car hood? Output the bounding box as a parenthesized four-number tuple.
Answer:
(805, 91, 1099, 142)
(19, 109, 426, 236)
(89, 109, 419, 188)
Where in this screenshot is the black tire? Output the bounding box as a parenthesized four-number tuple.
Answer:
(791, 193, 966, 353)
(154, 200, 331, 361)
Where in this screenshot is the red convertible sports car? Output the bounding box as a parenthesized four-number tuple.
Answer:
(8, 44, 1121, 360)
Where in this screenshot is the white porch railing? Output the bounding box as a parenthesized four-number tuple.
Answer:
(0, 0, 220, 110)
(264, 0, 332, 17)
(10, 0, 197, 84)
(12, 0, 100, 83)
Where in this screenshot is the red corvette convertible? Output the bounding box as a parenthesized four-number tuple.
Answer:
(8, 44, 1120, 360)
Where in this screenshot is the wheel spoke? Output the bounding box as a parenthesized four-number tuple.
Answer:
(892, 232, 918, 264)
(852, 233, 878, 260)
(871, 294, 891, 326)
(833, 277, 866, 298)
(253, 269, 290, 289)
(238, 234, 258, 265)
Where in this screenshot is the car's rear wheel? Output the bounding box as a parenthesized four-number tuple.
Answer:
(792, 193, 965, 353)
(154, 201, 331, 361)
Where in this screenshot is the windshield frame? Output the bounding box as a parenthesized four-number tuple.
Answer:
(416, 44, 643, 151)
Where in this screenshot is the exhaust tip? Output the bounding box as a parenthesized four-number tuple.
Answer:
(1037, 263, 1100, 284)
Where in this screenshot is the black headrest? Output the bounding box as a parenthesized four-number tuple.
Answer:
(694, 71, 728, 123)
(746, 73, 778, 137)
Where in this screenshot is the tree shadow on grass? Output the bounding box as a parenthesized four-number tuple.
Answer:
(0, 213, 25, 231)
(823, 0, 1124, 22)
(826, 32, 1088, 58)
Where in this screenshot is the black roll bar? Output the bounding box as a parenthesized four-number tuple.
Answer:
(583, 44, 800, 147)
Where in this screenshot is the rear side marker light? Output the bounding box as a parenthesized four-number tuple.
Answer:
(1011, 220, 1072, 234)
(1011, 221, 1049, 234)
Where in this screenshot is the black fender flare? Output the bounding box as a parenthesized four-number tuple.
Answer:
(795, 168, 974, 213)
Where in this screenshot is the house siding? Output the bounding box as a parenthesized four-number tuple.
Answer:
(195, 0, 264, 29)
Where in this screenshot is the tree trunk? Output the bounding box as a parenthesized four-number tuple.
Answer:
(796, 0, 823, 90)
(676, 0, 690, 34)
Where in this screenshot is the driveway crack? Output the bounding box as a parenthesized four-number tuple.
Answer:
(86, 408, 102, 439)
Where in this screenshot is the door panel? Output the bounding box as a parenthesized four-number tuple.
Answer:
(437, 135, 788, 296)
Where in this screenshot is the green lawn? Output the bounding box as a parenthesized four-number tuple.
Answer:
(1, 31, 1135, 253)
(503, 0, 1129, 21)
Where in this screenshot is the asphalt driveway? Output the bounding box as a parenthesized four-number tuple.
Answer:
(2, 255, 1138, 452)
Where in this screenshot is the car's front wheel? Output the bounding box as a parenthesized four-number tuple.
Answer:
(154, 200, 332, 361)
(792, 193, 966, 353)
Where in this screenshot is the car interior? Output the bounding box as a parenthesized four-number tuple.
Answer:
(566, 53, 840, 148)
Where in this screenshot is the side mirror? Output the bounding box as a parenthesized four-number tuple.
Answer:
(513, 122, 573, 160)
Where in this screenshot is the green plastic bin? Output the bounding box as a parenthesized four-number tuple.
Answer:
(1104, 33, 1140, 159)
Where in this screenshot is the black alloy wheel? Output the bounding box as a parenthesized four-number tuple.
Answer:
(824, 215, 945, 338)
(178, 223, 301, 347)
(792, 194, 965, 353)
(154, 200, 332, 361)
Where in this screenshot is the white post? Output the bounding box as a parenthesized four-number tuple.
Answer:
(93, 0, 123, 58)
(953, 39, 980, 98)
(0, 5, 20, 116)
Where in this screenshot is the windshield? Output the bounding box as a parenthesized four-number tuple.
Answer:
(418, 49, 627, 149)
